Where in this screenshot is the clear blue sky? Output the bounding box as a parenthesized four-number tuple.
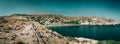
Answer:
(0, 0, 120, 20)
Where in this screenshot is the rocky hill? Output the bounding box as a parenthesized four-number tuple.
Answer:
(5, 14, 118, 26)
(0, 17, 98, 44)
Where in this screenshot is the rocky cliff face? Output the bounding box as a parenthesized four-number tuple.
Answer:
(0, 16, 98, 44)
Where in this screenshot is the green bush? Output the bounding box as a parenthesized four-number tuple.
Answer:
(1, 20, 8, 23)
(69, 20, 79, 24)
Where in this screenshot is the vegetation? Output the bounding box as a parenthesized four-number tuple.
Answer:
(65, 36, 76, 40)
(11, 14, 27, 16)
(31, 16, 35, 19)
(1, 20, 8, 23)
(65, 36, 79, 42)
(49, 20, 54, 23)
(98, 40, 120, 44)
(69, 20, 80, 24)
(88, 19, 92, 24)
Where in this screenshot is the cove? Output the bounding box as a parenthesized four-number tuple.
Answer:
(47, 25, 120, 41)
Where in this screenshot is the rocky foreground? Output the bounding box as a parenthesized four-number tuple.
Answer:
(0, 17, 98, 44)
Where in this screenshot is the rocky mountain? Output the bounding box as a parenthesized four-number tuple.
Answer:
(0, 17, 98, 44)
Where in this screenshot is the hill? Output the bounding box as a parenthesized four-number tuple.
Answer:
(0, 17, 98, 44)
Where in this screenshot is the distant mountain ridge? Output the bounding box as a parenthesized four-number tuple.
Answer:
(5, 14, 118, 25)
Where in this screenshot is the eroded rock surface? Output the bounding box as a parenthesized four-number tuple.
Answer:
(0, 20, 68, 44)
(0, 16, 98, 44)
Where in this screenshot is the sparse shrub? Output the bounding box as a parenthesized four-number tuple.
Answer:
(69, 20, 79, 24)
(17, 41, 25, 44)
(50, 20, 54, 23)
(88, 19, 92, 24)
(1, 20, 8, 23)
(98, 40, 120, 44)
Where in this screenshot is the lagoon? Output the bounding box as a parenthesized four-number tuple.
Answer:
(47, 25, 120, 41)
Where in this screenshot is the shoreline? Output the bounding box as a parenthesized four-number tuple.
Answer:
(44, 22, 120, 27)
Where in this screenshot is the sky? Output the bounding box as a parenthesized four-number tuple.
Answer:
(0, 0, 120, 20)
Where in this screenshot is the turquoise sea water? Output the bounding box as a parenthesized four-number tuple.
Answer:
(47, 25, 120, 41)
